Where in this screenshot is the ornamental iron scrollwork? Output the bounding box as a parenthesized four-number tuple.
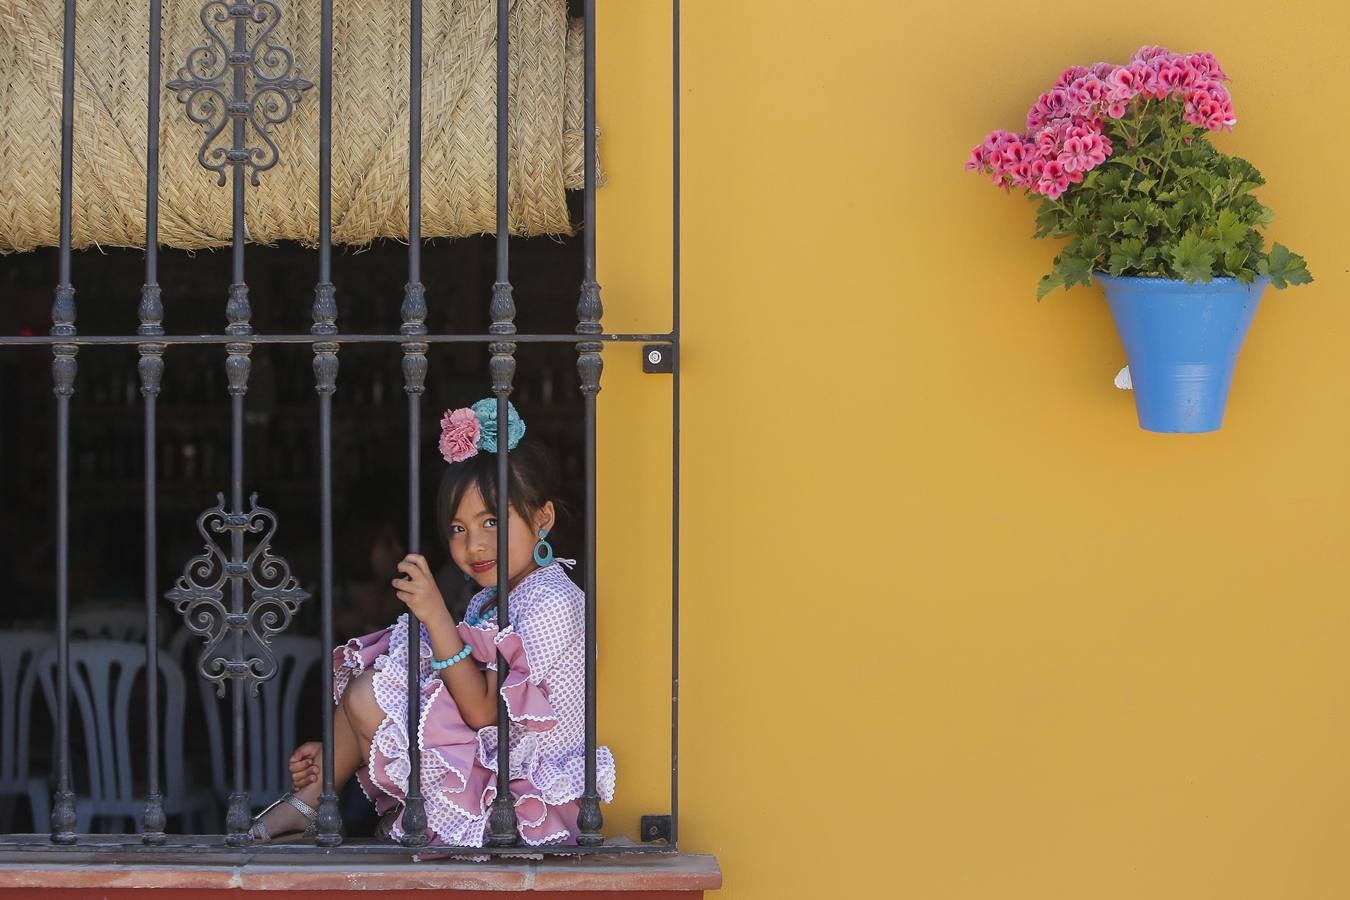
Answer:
(167, 0, 313, 185)
(165, 492, 310, 696)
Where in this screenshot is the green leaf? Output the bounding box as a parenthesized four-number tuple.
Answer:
(1223, 248, 1250, 274)
(1034, 203, 1066, 239)
(1161, 204, 1186, 233)
(1118, 218, 1147, 238)
(1214, 209, 1247, 253)
(1258, 243, 1314, 289)
(1108, 238, 1145, 275)
(1169, 230, 1217, 282)
(1036, 270, 1064, 301)
(1227, 156, 1265, 188)
(1058, 251, 1095, 290)
(1097, 169, 1125, 192)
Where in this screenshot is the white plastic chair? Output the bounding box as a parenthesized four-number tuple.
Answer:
(0, 631, 53, 832)
(34, 640, 214, 833)
(192, 634, 322, 810)
(69, 604, 149, 642)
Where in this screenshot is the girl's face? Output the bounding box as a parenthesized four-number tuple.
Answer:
(447, 483, 555, 590)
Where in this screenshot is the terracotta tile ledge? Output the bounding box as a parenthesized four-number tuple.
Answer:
(0, 852, 721, 894)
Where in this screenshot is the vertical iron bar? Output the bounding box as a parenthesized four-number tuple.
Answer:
(669, 0, 681, 849)
(575, 0, 603, 847)
(486, 0, 518, 847)
(312, 0, 342, 847)
(399, 0, 431, 848)
(48, 0, 78, 846)
(225, 6, 253, 846)
(139, 0, 167, 845)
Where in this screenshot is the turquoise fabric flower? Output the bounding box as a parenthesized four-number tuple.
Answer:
(472, 398, 526, 453)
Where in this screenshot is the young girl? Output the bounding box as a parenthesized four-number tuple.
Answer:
(249, 399, 616, 846)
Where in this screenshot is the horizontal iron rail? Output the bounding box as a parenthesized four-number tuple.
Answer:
(0, 332, 674, 347)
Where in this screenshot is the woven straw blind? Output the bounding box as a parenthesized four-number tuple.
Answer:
(0, 0, 596, 253)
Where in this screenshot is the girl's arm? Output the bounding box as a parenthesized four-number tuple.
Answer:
(393, 554, 498, 729)
(423, 612, 498, 729)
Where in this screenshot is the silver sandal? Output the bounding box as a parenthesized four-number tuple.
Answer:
(248, 792, 319, 843)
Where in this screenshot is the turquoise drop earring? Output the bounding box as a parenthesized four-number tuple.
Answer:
(533, 528, 554, 566)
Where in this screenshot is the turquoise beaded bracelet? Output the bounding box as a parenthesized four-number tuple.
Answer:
(431, 643, 473, 671)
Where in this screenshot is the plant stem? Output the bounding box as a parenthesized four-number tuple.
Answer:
(1155, 107, 1186, 190)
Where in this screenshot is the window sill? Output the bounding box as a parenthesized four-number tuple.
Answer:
(0, 848, 721, 896)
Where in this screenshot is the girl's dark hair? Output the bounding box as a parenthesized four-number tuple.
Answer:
(436, 440, 561, 546)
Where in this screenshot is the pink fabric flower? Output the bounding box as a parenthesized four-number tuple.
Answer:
(439, 407, 481, 464)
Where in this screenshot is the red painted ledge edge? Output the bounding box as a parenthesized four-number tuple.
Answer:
(0, 852, 722, 893)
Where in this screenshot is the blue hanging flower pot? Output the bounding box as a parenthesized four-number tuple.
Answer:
(1095, 273, 1269, 433)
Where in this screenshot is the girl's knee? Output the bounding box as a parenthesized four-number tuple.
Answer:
(341, 670, 383, 731)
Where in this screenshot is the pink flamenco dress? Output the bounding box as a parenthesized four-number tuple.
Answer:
(332, 562, 616, 846)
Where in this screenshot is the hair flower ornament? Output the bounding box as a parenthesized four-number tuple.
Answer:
(438, 398, 527, 464)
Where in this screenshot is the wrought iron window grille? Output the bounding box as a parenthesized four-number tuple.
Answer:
(0, 0, 682, 859)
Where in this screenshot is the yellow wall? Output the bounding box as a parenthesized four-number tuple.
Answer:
(596, 2, 1350, 897)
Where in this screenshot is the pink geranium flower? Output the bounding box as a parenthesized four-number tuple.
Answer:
(1156, 64, 1194, 94)
(1132, 45, 1173, 63)
(1027, 88, 1072, 130)
(965, 45, 1234, 201)
(960, 45, 1314, 302)
(1036, 160, 1070, 199)
(1068, 75, 1107, 115)
(1058, 129, 1108, 173)
(1185, 51, 1227, 80)
(1054, 65, 1089, 89)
